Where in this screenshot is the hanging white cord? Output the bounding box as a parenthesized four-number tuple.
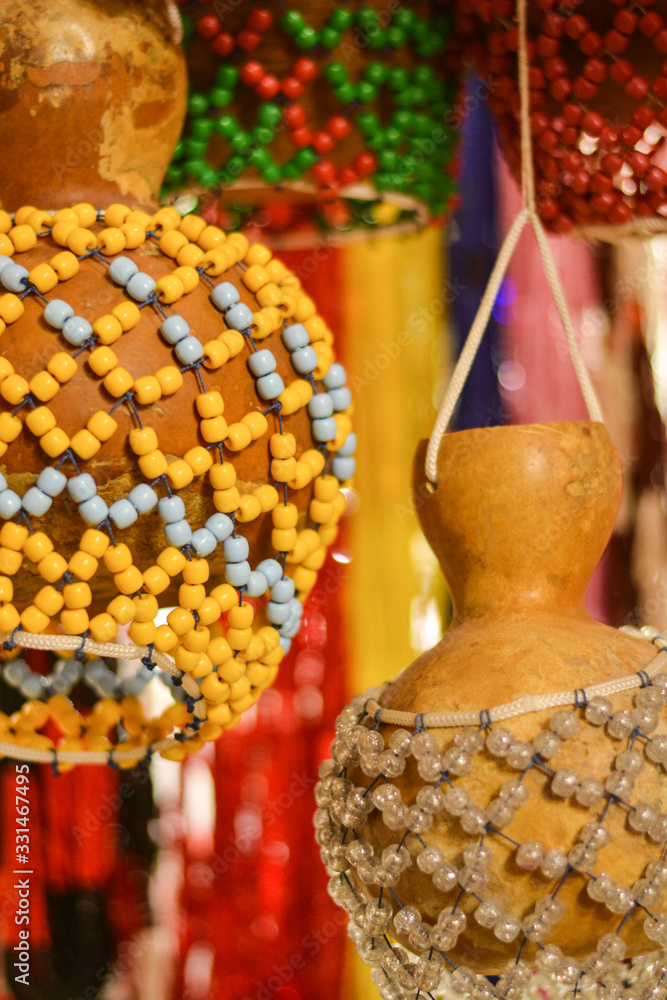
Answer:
(164, 0, 184, 45)
(425, 0, 604, 485)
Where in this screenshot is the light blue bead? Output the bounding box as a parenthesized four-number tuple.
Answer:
(307, 392, 333, 419)
(3, 660, 28, 686)
(281, 618, 301, 639)
(21, 487, 52, 517)
(37, 466, 67, 497)
(61, 659, 82, 682)
(0, 256, 13, 276)
(128, 483, 158, 513)
(282, 323, 309, 351)
(255, 558, 282, 587)
(79, 495, 109, 526)
(0, 489, 21, 518)
(332, 456, 355, 481)
(225, 560, 250, 587)
(191, 527, 217, 557)
(158, 495, 186, 523)
(270, 577, 295, 603)
(109, 498, 139, 529)
(266, 600, 291, 625)
(43, 299, 75, 330)
(223, 535, 249, 562)
(84, 660, 106, 681)
(256, 372, 284, 400)
(62, 315, 93, 346)
(289, 597, 303, 619)
(1, 263, 29, 293)
(312, 416, 337, 442)
(291, 345, 318, 375)
(175, 336, 204, 365)
(279, 636, 292, 654)
(245, 570, 268, 598)
(108, 257, 139, 286)
(67, 473, 97, 503)
(126, 272, 157, 302)
(247, 349, 276, 377)
(338, 432, 357, 457)
(164, 519, 192, 547)
(323, 363, 347, 390)
(330, 387, 351, 411)
(161, 315, 190, 344)
(205, 512, 234, 541)
(21, 675, 45, 699)
(226, 302, 253, 331)
(51, 675, 72, 694)
(0, 473, 6, 493)
(124, 675, 148, 697)
(211, 281, 240, 312)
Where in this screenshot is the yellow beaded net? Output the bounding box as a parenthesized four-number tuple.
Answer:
(0, 201, 353, 766)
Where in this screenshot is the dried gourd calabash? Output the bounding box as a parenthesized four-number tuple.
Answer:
(319, 423, 667, 996)
(0, 0, 354, 761)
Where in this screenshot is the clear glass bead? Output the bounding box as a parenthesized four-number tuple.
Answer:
(606, 884, 634, 913)
(458, 865, 488, 892)
(651, 673, 667, 697)
(486, 799, 515, 828)
(587, 873, 614, 902)
(522, 913, 548, 941)
(387, 728, 412, 756)
(486, 727, 513, 757)
(636, 687, 665, 711)
(501, 959, 531, 986)
(443, 787, 472, 816)
(363, 897, 393, 935)
(585, 697, 612, 726)
(358, 935, 386, 966)
(357, 858, 380, 883)
(432, 862, 459, 892)
(372, 784, 401, 811)
(382, 844, 411, 874)
(463, 844, 493, 869)
(360, 752, 382, 777)
(450, 966, 475, 996)
(649, 813, 667, 842)
(430, 923, 458, 951)
(493, 913, 521, 942)
(597, 931, 627, 962)
(516, 841, 543, 870)
(631, 705, 659, 734)
(551, 768, 579, 797)
(605, 771, 634, 798)
(646, 859, 667, 886)
(607, 710, 633, 739)
(383, 803, 407, 830)
(645, 915, 667, 945)
(460, 805, 488, 835)
(411, 732, 440, 758)
(535, 894, 565, 924)
(331, 776, 352, 798)
(332, 737, 361, 767)
(393, 903, 421, 935)
(377, 750, 406, 778)
(505, 740, 533, 770)
(338, 808, 364, 830)
(347, 787, 374, 815)
(359, 729, 385, 753)
(408, 922, 432, 952)
(315, 825, 337, 847)
(416, 786, 446, 813)
(405, 806, 432, 834)
(550, 709, 579, 739)
(474, 899, 501, 928)
(319, 758, 336, 779)
(374, 866, 400, 887)
(575, 777, 604, 807)
(437, 906, 467, 934)
(540, 848, 568, 880)
(327, 845, 350, 872)
(417, 845, 445, 874)
(629, 801, 656, 832)
(455, 726, 485, 755)
(499, 778, 530, 807)
(580, 821, 610, 849)
(533, 729, 562, 759)
(633, 878, 661, 908)
(395, 962, 417, 990)
(646, 733, 667, 764)
(315, 780, 333, 807)
(442, 748, 472, 776)
(536, 943, 565, 974)
(414, 953, 444, 991)
(417, 755, 445, 782)
(346, 839, 375, 865)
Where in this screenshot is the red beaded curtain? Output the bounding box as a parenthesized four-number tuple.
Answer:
(174, 246, 349, 1000)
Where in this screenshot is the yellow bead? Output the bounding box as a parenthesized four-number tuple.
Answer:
(103, 366, 134, 398)
(133, 375, 162, 405)
(114, 565, 143, 595)
(228, 602, 254, 629)
(93, 314, 123, 345)
(154, 623, 178, 652)
(201, 415, 228, 444)
(270, 433, 296, 459)
(0, 576, 13, 602)
(97, 227, 126, 255)
(196, 391, 224, 418)
(0, 412, 21, 442)
(200, 246, 235, 276)
(246, 661, 271, 687)
(182, 558, 209, 585)
(203, 341, 229, 370)
(200, 673, 230, 704)
(209, 583, 237, 613)
(219, 329, 244, 357)
(104, 543, 133, 574)
(68, 550, 98, 581)
(318, 523, 338, 547)
(303, 546, 326, 570)
(206, 702, 235, 726)
(23, 531, 53, 563)
(172, 265, 199, 294)
(302, 448, 326, 476)
(199, 720, 223, 742)
(198, 225, 226, 251)
(88, 346, 118, 377)
(63, 581, 92, 609)
(250, 310, 274, 340)
(89, 613, 118, 642)
(174, 645, 201, 672)
(119, 223, 146, 249)
(1, 523, 28, 551)
(0, 235, 14, 258)
(209, 462, 236, 489)
(70, 429, 101, 460)
(0, 358, 13, 383)
(167, 459, 194, 489)
(126, 210, 152, 228)
(50, 208, 78, 226)
(272, 527, 298, 552)
(129, 620, 156, 646)
(156, 365, 183, 394)
(226, 232, 249, 259)
(244, 635, 266, 661)
(271, 457, 297, 482)
(255, 282, 281, 308)
(28, 370, 58, 403)
(294, 379, 313, 405)
(310, 499, 333, 524)
(179, 583, 205, 610)
(244, 242, 272, 268)
(178, 214, 207, 241)
(0, 294, 25, 324)
(184, 445, 213, 476)
(167, 606, 195, 635)
(80, 528, 110, 558)
(61, 608, 89, 635)
(253, 484, 279, 512)
(261, 643, 286, 667)
(156, 546, 186, 577)
(40, 427, 69, 458)
(160, 743, 188, 761)
(133, 594, 157, 626)
(112, 301, 141, 331)
(0, 209, 12, 233)
(50, 251, 79, 280)
(213, 486, 240, 513)
(242, 263, 269, 293)
(34, 585, 64, 617)
(241, 411, 268, 440)
(129, 426, 158, 455)
(0, 374, 28, 407)
(257, 625, 280, 653)
(225, 422, 251, 451)
(236, 495, 262, 523)
(67, 227, 97, 255)
(0, 547, 22, 575)
(87, 410, 117, 442)
(44, 355, 76, 388)
(218, 657, 245, 683)
(293, 293, 316, 322)
(151, 206, 181, 232)
(229, 674, 252, 700)
(72, 202, 97, 228)
(276, 386, 300, 416)
(23, 209, 52, 233)
(143, 565, 171, 595)
(159, 229, 189, 258)
(176, 243, 204, 268)
(156, 274, 185, 304)
(105, 204, 131, 228)
(28, 263, 58, 294)
(197, 597, 221, 626)
(291, 566, 317, 595)
(9, 224, 37, 252)
(288, 461, 312, 490)
(108, 594, 137, 624)
(0, 603, 20, 631)
(314, 474, 339, 502)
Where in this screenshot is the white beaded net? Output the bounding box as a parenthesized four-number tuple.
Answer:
(317, 631, 667, 1000)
